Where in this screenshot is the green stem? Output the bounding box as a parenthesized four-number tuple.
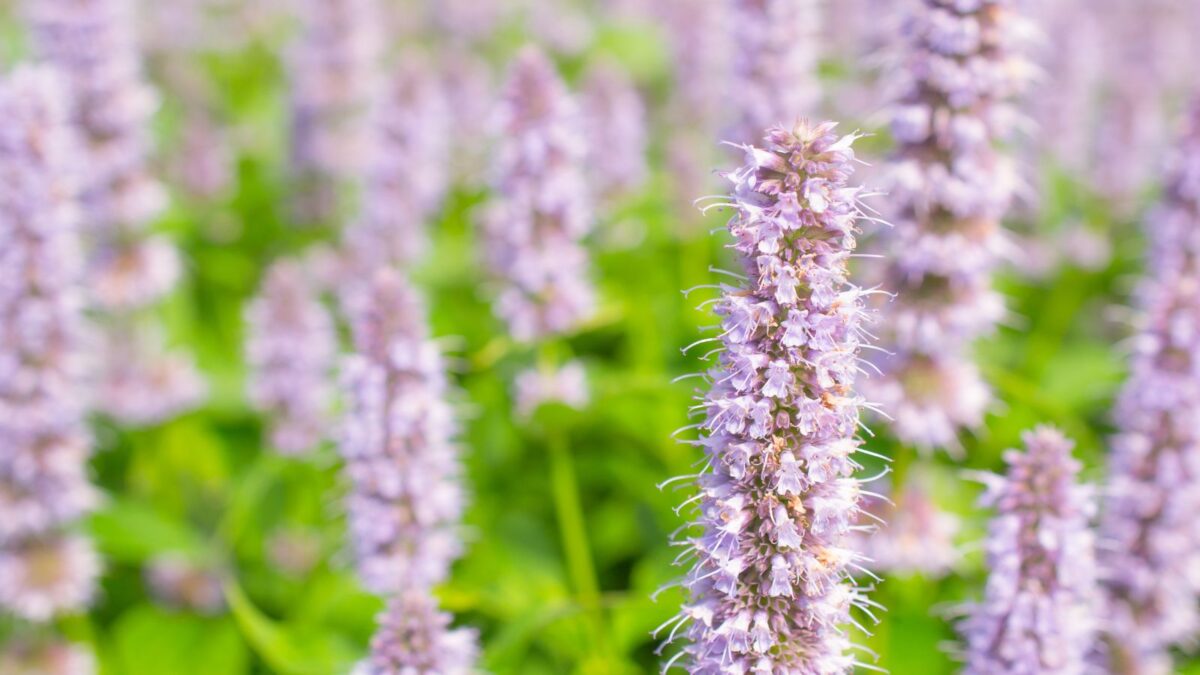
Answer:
(546, 426, 607, 657)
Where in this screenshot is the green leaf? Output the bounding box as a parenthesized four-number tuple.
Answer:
(88, 500, 206, 563)
(107, 606, 248, 675)
(225, 581, 360, 675)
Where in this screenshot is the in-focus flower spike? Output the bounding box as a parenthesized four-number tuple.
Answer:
(662, 121, 872, 673)
(581, 61, 648, 201)
(855, 470, 961, 578)
(25, 0, 179, 311)
(344, 54, 450, 275)
(339, 270, 468, 594)
(353, 591, 479, 675)
(728, 0, 822, 145)
(286, 0, 383, 225)
(341, 270, 478, 672)
(1097, 101, 1200, 673)
(0, 66, 101, 626)
(864, 0, 1032, 451)
(482, 47, 596, 341)
(246, 260, 336, 456)
(959, 426, 1097, 674)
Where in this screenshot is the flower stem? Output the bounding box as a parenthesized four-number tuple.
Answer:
(546, 426, 607, 657)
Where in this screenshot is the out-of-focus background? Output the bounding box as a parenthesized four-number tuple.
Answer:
(0, 0, 1198, 673)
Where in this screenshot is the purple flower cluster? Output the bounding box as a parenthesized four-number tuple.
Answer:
(352, 591, 479, 675)
(661, 121, 870, 672)
(340, 270, 468, 594)
(0, 638, 95, 675)
(514, 361, 589, 418)
(865, 0, 1030, 451)
(728, 0, 822, 145)
(856, 471, 960, 578)
(340, 270, 477, 670)
(1097, 103, 1200, 672)
(0, 67, 100, 625)
(246, 260, 336, 456)
(960, 426, 1097, 674)
(657, 0, 731, 225)
(344, 56, 450, 273)
(581, 62, 648, 201)
(92, 325, 207, 426)
(287, 0, 382, 224)
(26, 0, 179, 311)
(482, 47, 595, 341)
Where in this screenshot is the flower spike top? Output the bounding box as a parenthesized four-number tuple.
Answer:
(0, 66, 100, 623)
(482, 46, 595, 341)
(1097, 101, 1200, 672)
(246, 259, 337, 456)
(959, 426, 1097, 674)
(729, 0, 822, 145)
(866, 0, 1031, 451)
(660, 121, 871, 673)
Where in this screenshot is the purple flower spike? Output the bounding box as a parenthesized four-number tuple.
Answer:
(25, 0, 179, 311)
(581, 62, 648, 201)
(482, 47, 596, 341)
(341, 270, 477, 672)
(344, 55, 450, 274)
(729, 0, 822, 145)
(0, 67, 100, 624)
(960, 426, 1097, 675)
(246, 260, 337, 456)
(865, 0, 1031, 451)
(340, 270, 467, 594)
(661, 121, 872, 673)
(353, 591, 479, 675)
(1097, 102, 1200, 673)
(287, 0, 382, 224)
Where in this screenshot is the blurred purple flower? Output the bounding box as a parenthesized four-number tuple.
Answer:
(482, 47, 595, 341)
(856, 470, 960, 578)
(657, 0, 731, 225)
(344, 55, 450, 273)
(353, 591, 479, 675)
(246, 260, 336, 456)
(960, 426, 1097, 674)
(340, 270, 477, 671)
(0, 638, 94, 675)
(514, 361, 589, 417)
(1097, 102, 1200, 672)
(340, 270, 468, 594)
(0, 66, 100, 624)
(26, 0, 178, 312)
(581, 62, 648, 201)
(440, 50, 495, 186)
(864, 0, 1031, 451)
(729, 0, 822, 145)
(93, 326, 207, 426)
(286, 0, 383, 224)
(661, 121, 871, 673)
(144, 555, 225, 615)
